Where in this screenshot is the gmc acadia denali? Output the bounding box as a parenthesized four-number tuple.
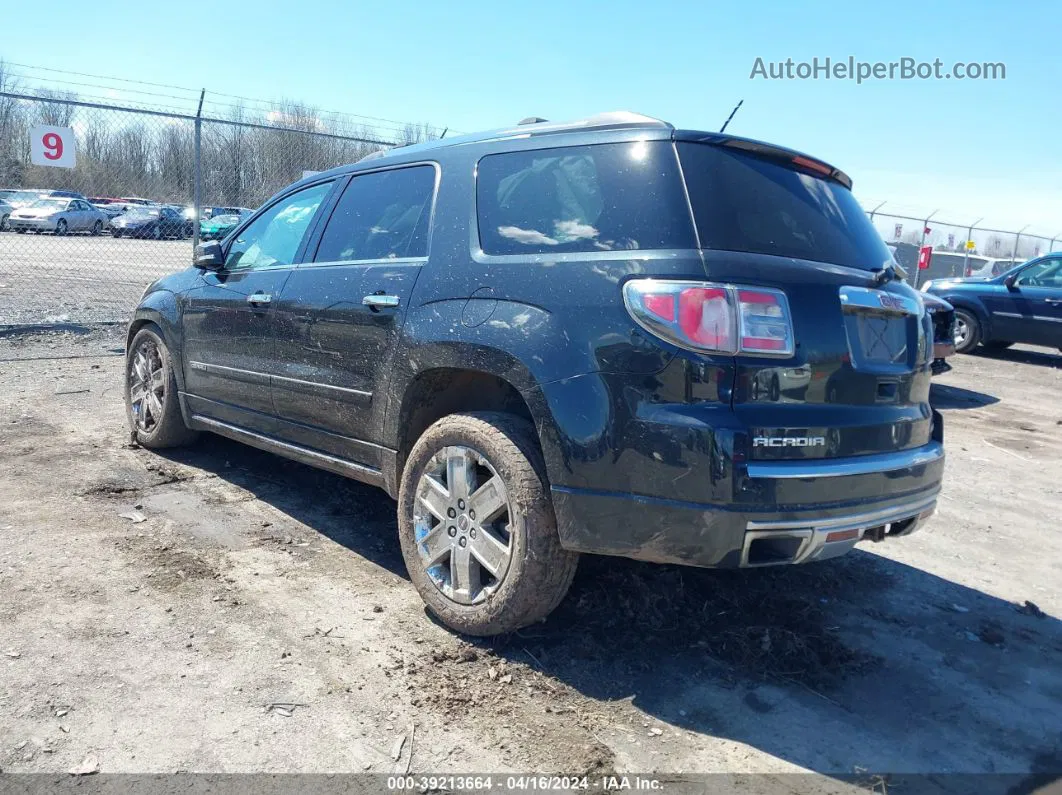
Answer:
(125, 112, 944, 635)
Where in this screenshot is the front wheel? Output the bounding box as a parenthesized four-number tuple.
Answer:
(0, 213, 8, 231)
(125, 326, 199, 449)
(953, 309, 981, 354)
(54, 219, 68, 236)
(398, 412, 578, 636)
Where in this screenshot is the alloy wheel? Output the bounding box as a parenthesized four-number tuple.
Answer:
(413, 445, 514, 605)
(954, 316, 970, 348)
(129, 340, 166, 432)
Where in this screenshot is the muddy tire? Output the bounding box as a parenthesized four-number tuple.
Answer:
(953, 308, 981, 354)
(125, 325, 198, 449)
(398, 412, 578, 636)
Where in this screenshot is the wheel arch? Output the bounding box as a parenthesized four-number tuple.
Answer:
(938, 295, 992, 339)
(127, 290, 185, 391)
(386, 358, 557, 496)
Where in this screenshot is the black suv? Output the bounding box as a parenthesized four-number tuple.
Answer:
(126, 112, 944, 636)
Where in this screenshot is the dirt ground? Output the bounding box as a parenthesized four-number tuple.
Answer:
(1, 325, 1060, 791)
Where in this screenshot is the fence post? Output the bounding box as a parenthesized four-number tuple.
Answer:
(914, 210, 938, 289)
(1012, 225, 1028, 263)
(192, 89, 205, 254)
(962, 218, 982, 276)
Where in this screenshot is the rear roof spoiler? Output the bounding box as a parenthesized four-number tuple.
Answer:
(674, 130, 853, 190)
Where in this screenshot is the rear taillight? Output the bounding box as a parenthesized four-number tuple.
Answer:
(623, 280, 794, 357)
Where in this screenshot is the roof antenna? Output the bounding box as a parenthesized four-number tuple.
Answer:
(439, 127, 447, 139)
(719, 99, 743, 133)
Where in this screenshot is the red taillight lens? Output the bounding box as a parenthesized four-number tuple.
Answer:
(623, 280, 793, 357)
(642, 293, 676, 321)
(678, 287, 732, 350)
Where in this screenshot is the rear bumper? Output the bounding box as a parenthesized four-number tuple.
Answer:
(551, 441, 944, 568)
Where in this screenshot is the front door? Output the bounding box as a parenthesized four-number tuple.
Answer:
(271, 164, 437, 468)
(180, 180, 335, 433)
(69, 200, 92, 231)
(1008, 257, 1062, 346)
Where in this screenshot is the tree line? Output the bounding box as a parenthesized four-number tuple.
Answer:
(0, 61, 440, 209)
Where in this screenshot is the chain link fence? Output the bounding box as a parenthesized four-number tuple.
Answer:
(2, 89, 1059, 326)
(867, 209, 1062, 288)
(0, 91, 398, 325)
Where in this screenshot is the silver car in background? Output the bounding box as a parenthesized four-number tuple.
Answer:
(0, 198, 13, 231)
(7, 198, 109, 236)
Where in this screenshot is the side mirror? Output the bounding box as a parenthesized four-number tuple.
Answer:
(1004, 274, 1018, 290)
(195, 241, 224, 270)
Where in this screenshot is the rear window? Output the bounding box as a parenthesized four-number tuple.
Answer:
(476, 142, 695, 256)
(677, 142, 892, 271)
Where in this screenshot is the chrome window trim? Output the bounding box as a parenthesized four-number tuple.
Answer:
(745, 441, 944, 480)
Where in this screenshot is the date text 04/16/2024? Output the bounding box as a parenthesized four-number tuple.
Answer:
(386, 775, 665, 791)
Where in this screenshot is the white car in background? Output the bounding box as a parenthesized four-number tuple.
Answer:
(7, 197, 109, 236)
(966, 256, 1025, 278)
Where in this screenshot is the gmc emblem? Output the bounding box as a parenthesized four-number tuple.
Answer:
(753, 436, 826, 448)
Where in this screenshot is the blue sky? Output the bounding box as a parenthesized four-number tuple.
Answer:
(3, 0, 1061, 232)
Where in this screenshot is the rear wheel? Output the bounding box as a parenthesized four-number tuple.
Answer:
(151, 225, 161, 240)
(125, 326, 198, 449)
(398, 412, 578, 636)
(953, 309, 981, 354)
(91, 220, 103, 236)
(112, 230, 122, 238)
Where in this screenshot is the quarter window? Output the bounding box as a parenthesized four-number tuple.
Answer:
(225, 182, 332, 270)
(314, 165, 436, 263)
(476, 142, 695, 256)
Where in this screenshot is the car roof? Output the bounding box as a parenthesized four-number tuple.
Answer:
(283, 110, 850, 191)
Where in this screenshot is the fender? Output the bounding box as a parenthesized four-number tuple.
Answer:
(382, 298, 563, 439)
(935, 293, 991, 337)
(127, 289, 186, 391)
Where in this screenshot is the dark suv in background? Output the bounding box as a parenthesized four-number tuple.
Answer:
(125, 112, 944, 636)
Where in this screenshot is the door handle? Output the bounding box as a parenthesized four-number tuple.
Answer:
(246, 292, 272, 306)
(362, 294, 400, 309)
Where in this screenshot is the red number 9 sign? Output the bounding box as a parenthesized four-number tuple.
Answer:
(30, 125, 76, 168)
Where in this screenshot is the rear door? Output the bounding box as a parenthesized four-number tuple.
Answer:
(677, 140, 935, 462)
(270, 163, 437, 467)
(180, 181, 335, 432)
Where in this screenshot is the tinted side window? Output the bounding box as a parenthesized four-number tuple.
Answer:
(225, 182, 332, 270)
(678, 142, 892, 271)
(476, 142, 695, 256)
(315, 165, 436, 262)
